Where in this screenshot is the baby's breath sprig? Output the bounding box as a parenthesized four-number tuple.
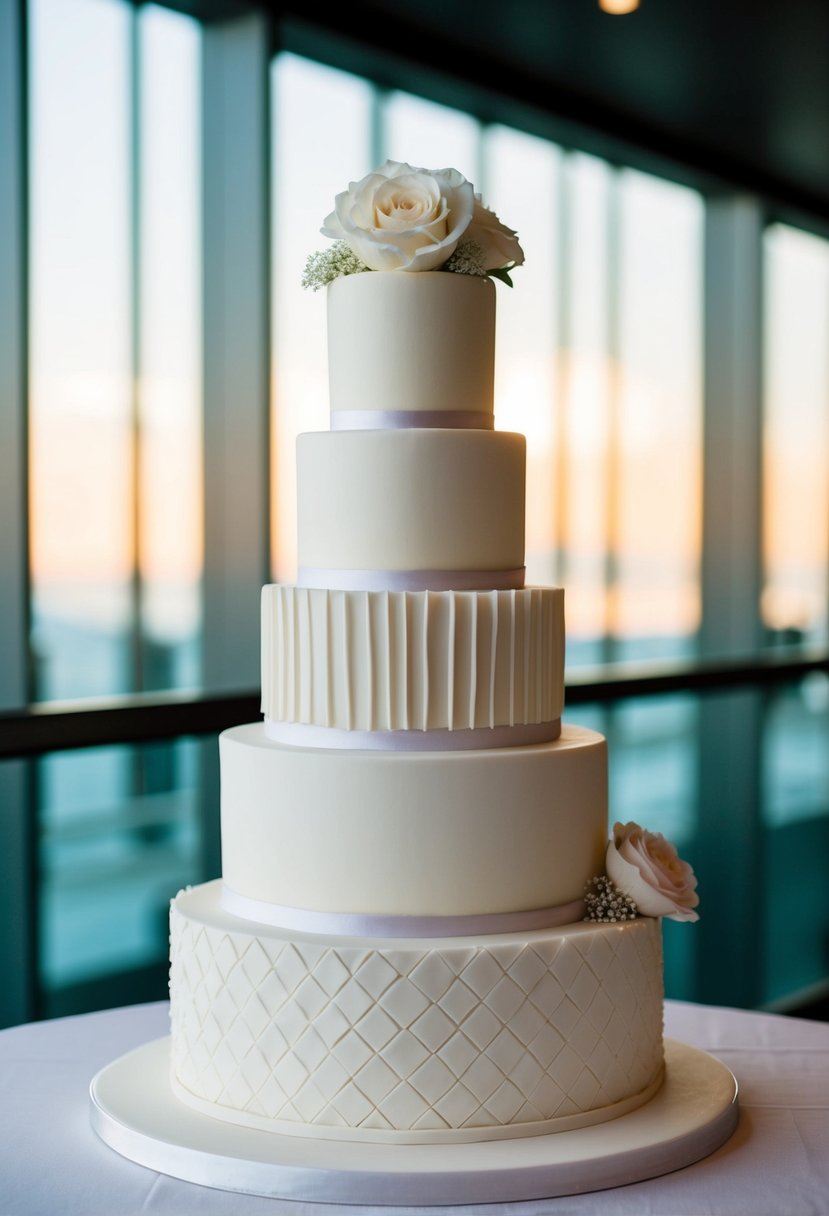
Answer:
(302, 241, 370, 291)
(584, 875, 639, 923)
(442, 236, 487, 277)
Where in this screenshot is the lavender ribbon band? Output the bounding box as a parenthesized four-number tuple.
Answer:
(221, 884, 586, 939)
(297, 566, 526, 592)
(263, 718, 561, 752)
(331, 409, 493, 431)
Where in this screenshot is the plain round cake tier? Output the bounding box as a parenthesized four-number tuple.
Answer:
(219, 722, 608, 918)
(327, 271, 495, 426)
(169, 881, 665, 1143)
(260, 585, 564, 735)
(296, 429, 526, 586)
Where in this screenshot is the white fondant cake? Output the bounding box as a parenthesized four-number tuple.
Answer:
(296, 428, 526, 583)
(219, 723, 608, 917)
(170, 883, 664, 1142)
(167, 173, 685, 1149)
(260, 585, 565, 734)
(327, 271, 495, 424)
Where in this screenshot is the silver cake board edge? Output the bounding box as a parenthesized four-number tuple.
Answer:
(89, 1036, 739, 1205)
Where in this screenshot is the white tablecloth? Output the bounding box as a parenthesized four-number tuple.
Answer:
(1, 999, 827, 1215)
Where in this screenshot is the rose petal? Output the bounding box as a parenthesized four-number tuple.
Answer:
(607, 822, 700, 922)
(466, 198, 525, 270)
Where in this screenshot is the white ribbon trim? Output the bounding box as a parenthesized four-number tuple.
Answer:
(331, 408, 493, 431)
(220, 883, 584, 939)
(169, 1065, 664, 1144)
(297, 566, 526, 592)
(263, 718, 561, 752)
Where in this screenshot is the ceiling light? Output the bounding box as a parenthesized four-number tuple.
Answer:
(599, 0, 640, 13)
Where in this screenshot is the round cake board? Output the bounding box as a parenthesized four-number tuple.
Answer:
(89, 1037, 738, 1205)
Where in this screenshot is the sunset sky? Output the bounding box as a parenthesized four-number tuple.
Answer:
(26, 6, 829, 658)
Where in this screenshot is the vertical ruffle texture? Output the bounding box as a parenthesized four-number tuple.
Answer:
(261, 586, 564, 733)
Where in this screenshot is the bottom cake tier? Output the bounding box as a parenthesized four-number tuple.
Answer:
(169, 882, 665, 1144)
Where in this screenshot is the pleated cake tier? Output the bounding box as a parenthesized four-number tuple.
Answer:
(260, 584, 565, 739)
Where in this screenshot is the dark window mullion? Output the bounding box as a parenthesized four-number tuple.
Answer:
(0, 0, 37, 1029)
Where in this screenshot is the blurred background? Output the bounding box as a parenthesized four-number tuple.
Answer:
(1, 0, 828, 1026)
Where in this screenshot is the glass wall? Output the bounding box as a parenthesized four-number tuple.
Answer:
(268, 53, 712, 1003)
(27, 0, 204, 1012)
(763, 223, 829, 649)
(270, 53, 704, 675)
(761, 675, 829, 1004)
(29, 0, 134, 699)
(270, 55, 374, 577)
(38, 739, 202, 1015)
(267, 51, 829, 1012)
(10, 16, 829, 1019)
(761, 222, 829, 1005)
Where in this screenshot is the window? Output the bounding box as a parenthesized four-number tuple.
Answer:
(268, 53, 726, 1005)
(270, 54, 704, 671)
(29, 0, 134, 701)
(763, 223, 829, 648)
(761, 223, 829, 1005)
(27, 0, 203, 1013)
(3, 10, 828, 1023)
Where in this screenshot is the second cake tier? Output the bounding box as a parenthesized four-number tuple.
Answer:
(296, 429, 526, 589)
(220, 723, 607, 920)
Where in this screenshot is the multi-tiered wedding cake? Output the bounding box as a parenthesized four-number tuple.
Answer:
(166, 162, 701, 1146)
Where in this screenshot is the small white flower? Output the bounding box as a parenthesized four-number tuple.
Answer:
(584, 874, 639, 923)
(301, 241, 369, 291)
(443, 236, 487, 276)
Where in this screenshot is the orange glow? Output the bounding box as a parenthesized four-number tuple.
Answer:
(29, 387, 132, 585)
(29, 379, 203, 589)
(599, 0, 640, 12)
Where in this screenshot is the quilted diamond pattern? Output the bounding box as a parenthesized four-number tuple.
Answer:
(170, 889, 664, 1134)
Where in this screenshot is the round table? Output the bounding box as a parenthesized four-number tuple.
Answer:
(2, 999, 828, 1215)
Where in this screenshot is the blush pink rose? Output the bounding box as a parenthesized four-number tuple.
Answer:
(605, 821, 700, 923)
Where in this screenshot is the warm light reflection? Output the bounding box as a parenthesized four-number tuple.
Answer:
(138, 379, 204, 582)
(29, 378, 133, 585)
(269, 65, 704, 650)
(383, 92, 479, 177)
(763, 224, 829, 643)
(137, 6, 202, 641)
(599, 0, 640, 13)
(270, 55, 373, 583)
(32, 43, 829, 680)
(29, 1, 201, 650)
(28, 0, 132, 639)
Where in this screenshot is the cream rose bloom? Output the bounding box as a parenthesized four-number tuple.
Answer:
(321, 160, 475, 272)
(466, 196, 525, 270)
(605, 821, 700, 923)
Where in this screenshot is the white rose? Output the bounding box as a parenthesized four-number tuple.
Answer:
(606, 821, 700, 923)
(321, 160, 475, 272)
(466, 196, 525, 270)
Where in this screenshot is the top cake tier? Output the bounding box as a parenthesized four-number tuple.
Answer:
(327, 271, 495, 429)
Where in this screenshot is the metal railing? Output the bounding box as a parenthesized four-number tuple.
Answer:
(2, 646, 826, 760)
